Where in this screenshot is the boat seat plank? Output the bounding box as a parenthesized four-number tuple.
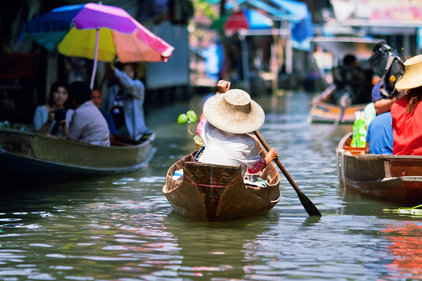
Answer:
(344, 146, 365, 156)
(183, 161, 241, 187)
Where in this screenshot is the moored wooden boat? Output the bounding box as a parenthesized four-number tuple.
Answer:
(336, 132, 422, 203)
(0, 128, 155, 183)
(162, 150, 280, 221)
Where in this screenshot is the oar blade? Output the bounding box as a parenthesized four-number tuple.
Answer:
(297, 191, 322, 216)
(254, 130, 322, 217)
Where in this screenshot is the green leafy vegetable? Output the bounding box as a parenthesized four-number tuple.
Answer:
(177, 114, 188, 125)
(186, 110, 198, 123)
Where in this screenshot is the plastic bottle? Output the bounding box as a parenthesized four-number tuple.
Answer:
(351, 111, 367, 147)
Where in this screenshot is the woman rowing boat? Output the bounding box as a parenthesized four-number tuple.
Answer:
(162, 80, 282, 220)
(196, 80, 278, 174)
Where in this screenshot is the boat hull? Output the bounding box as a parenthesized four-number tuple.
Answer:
(310, 102, 366, 124)
(0, 129, 155, 183)
(163, 153, 281, 221)
(336, 132, 422, 203)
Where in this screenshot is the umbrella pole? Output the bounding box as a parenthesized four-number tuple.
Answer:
(90, 28, 100, 90)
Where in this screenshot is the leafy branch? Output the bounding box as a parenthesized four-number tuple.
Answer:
(177, 110, 198, 136)
(178, 110, 202, 146)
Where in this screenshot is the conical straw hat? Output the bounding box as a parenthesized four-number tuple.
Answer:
(203, 89, 265, 134)
(395, 54, 422, 90)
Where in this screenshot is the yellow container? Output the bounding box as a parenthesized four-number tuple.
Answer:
(194, 137, 203, 151)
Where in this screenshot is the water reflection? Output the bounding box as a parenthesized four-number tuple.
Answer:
(1, 92, 422, 280)
(381, 223, 422, 280)
(163, 213, 279, 279)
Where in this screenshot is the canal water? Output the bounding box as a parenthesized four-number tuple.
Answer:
(1, 91, 421, 281)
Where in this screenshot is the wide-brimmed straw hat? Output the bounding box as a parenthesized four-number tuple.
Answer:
(395, 54, 422, 90)
(203, 89, 265, 134)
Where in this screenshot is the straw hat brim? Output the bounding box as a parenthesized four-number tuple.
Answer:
(395, 75, 422, 90)
(203, 94, 265, 134)
(395, 54, 422, 90)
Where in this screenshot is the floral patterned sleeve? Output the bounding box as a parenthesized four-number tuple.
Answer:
(247, 157, 265, 174)
(196, 117, 207, 136)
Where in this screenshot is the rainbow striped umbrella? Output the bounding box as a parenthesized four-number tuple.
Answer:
(21, 3, 174, 88)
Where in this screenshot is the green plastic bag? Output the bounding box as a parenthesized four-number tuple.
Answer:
(351, 111, 367, 147)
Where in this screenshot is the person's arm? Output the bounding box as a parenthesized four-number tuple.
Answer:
(247, 150, 278, 174)
(216, 80, 231, 94)
(247, 144, 278, 174)
(365, 141, 370, 154)
(67, 111, 83, 141)
(113, 66, 144, 100)
(36, 118, 53, 134)
(264, 148, 278, 167)
(63, 121, 69, 139)
(199, 80, 231, 120)
(365, 123, 372, 154)
(374, 98, 395, 115)
(33, 106, 53, 134)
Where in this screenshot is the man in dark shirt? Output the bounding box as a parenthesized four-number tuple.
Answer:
(91, 89, 117, 139)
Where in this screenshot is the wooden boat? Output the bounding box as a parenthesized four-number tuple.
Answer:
(162, 149, 281, 221)
(0, 128, 155, 183)
(310, 101, 366, 124)
(309, 85, 366, 124)
(309, 37, 379, 124)
(336, 132, 422, 203)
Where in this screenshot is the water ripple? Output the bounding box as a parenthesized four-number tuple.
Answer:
(0, 93, 420, 280)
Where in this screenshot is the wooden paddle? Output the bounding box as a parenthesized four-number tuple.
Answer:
(254, 130, 322, 216)
(333, 104, 346, 127)
(334, 90, 352, 126)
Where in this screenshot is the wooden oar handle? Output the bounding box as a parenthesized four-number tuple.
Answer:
(254, 130, 322, 216)
(254, 131, 299, 190)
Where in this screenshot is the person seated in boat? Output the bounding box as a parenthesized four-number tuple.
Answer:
(368, 42, 404, 115)
(91, 89, 117, 141)
(32, 81, 73, 137)
(101, 62, 152, 141)
(390, 54, 422, 155)
(66, 81, 110, 147)
(364, 51, 402, 154)
(196, 80, 278, 174)
(365, 111, 393, 155)
(332, 54, 370, 105)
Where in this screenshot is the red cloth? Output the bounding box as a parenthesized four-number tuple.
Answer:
(391, 96, 422, 155)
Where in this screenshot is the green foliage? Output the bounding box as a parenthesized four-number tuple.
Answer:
(178, 110, 199, 136)
(178, 110, 198, 125)
(186, 110, 198, 123)
(177, 114, 188, 125)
